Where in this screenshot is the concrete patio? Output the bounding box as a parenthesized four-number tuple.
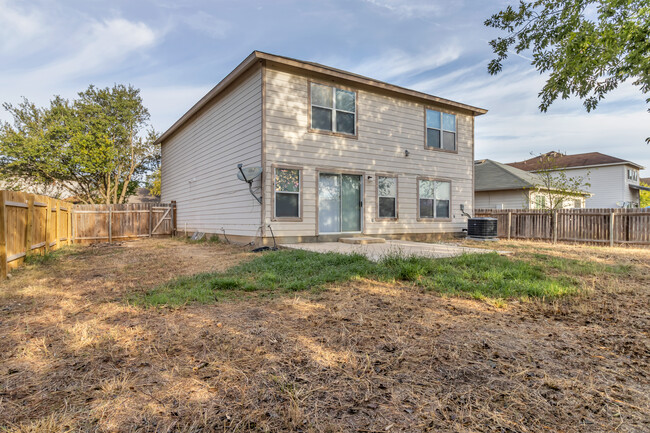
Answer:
(280, 240, 509, 261)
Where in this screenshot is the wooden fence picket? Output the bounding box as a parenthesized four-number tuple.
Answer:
(0, 190, 177, 280)
(475, 207, 650, 247)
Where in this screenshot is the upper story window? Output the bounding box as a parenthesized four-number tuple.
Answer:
(310, 83, 356, 135)
(377, 176, 397, 219)
(426, 109, 456, 151)
(627, 169, 638, 181)
(418, 179, 450, 219)
(274, 168, 301, 219)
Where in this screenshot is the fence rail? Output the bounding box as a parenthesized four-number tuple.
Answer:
(0, 190, 177, 279)
(73, 203, 175, 243)
(0, 190, 72, 279)
(474, 208, 650, 246)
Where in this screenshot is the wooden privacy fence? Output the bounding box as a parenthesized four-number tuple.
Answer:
(0, 191, 177, 279)
(73, 202, 176, 243)
(0, 190, 72, 279)
(475, 208, 650, 246)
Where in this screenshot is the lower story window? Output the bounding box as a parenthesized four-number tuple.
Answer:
(378, 176, 397, 218)
(419, 179, 450, 219)
(275, 168, 300, 218)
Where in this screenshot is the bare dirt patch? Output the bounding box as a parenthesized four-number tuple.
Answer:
(0, 238, 648, 432)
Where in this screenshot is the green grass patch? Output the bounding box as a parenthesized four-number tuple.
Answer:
(133, 249, 624, 307)
(24, 247, 73, 266)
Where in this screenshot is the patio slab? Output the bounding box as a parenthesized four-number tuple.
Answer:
(279, 240, 510, 261)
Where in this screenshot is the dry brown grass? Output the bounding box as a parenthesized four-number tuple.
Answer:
(0, 238, 648, 432)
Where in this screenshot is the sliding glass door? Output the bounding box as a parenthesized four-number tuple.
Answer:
(318, 173, 362, 233)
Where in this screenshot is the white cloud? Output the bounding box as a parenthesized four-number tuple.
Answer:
(334, 46, 463, 83)
(26, 18, 157, 84)
(0, 0, 51, 55)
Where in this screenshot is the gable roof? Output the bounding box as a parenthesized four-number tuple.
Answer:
(155, 51, 488, 145)
(507, 151, 644, 171)
(474, 159, 542, 191)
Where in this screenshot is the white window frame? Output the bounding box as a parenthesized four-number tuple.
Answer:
(425, 109, 457, 152)
(274, 167, 301, 220)
(377, 175, 398, 219)
(310, 83, 356, 135)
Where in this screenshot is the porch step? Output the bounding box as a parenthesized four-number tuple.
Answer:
(338, 237, 386, 245)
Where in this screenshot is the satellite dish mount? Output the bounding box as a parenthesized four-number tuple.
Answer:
(237, 163, 263, 204)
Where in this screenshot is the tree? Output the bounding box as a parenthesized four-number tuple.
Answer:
(0, 84, 159, 204)
(527, 152, 591, 211)
(485, 0, 649, 128)
(641, 181, 650, 207)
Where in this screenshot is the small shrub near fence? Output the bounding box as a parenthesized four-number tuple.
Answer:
(0, 190, 177, 279)
(475, 208, 650, 246)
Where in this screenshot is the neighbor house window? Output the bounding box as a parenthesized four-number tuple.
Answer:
(573, 199, 582, 209)
(418, 179, 450, 219)
(377, 176, 397, 219)
(426, 109, 456, 151)
(627, 169, 638, 181)
(535, 195, 546, 209)
(274, 168, 300, 218)
(310, 83, 356, 135)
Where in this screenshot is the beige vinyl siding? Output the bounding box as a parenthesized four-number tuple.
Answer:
(263, 65, 475, 237)
(475, 190, 530, 209)
(161, 66, 263, 236)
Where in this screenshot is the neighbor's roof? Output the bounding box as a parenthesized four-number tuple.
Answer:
(641, 177, 650, 185)
(155, 51, 488, 145)
(507, 151, 644, 171)
(474, 159, 542, 191)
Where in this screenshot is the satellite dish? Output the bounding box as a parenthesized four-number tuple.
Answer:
(237, 166, 263, 182)
(236, 164, 263, 204)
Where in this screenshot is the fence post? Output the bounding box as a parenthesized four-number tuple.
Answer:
(149, 205, 153, 238)
(25, 195, 34, 256)
(0, 191, 6, 279)
(171, 200, 177, 236)
(552, 210, 558, 244)
(506, 211, 512, 240)
(609, 212, 615, 247)
(68, 206, 72, 245)
(44, 197, 51, 253)
(55, 201, 61, 250)
(108, 205, 112, 243)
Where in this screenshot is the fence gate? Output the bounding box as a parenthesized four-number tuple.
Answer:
(73, 202, 176, 243)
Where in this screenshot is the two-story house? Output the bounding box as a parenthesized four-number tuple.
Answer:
(157, 51, 487, 244)
(507, 151, 647, 208)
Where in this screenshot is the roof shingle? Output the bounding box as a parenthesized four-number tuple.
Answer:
(507, 151, 643, 171)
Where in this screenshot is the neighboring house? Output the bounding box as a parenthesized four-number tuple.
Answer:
(0, 178, 76, 199)
(156, 51, 487, 244)
(474, 159, 588, 210)
(127, 188, 161, 204)
(508, 151, 648, 208)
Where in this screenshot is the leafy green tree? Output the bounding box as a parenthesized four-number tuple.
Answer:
(640, 181, 650, 207)
(485, 0, 649, 123)
(0, 84, 159, 204)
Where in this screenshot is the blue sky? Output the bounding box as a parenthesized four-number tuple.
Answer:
(1, 0, 648, 175)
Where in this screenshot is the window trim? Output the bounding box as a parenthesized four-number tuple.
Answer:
(416, 177, 452, 222)
(308, 80, 358, 139)
(272, 165, 303, 222)
(423, 107, 458, 154)
(375, 174, 399, 221)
